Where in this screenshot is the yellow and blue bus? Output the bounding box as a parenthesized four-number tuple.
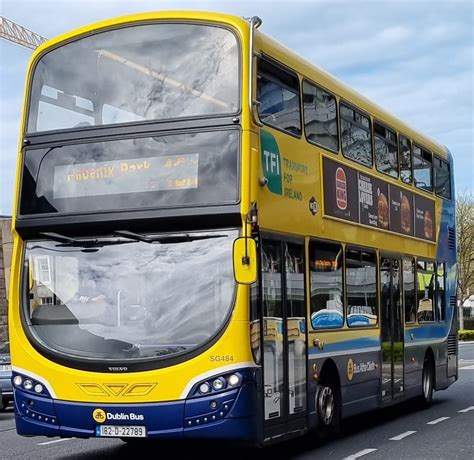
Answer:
(9, 11, 457, 445)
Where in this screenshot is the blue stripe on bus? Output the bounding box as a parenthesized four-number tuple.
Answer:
(308, 336, 380, 357)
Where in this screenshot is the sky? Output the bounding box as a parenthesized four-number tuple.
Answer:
(0, 0, 472, 215)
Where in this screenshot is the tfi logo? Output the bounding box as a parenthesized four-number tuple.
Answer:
(263, 150, 280, 176)
(261, 131, 282, 195)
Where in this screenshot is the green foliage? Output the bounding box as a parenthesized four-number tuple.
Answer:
(459, 330, 474, 341)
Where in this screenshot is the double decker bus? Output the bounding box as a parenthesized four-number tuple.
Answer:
(9, 11, 457, 445)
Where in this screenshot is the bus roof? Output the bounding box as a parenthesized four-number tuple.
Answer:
(30, 10, 448, 158)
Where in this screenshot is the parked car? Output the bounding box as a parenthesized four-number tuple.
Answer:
(0, 341, 12, 410)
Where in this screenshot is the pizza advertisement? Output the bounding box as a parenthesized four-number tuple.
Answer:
(322, 157, 435, 242)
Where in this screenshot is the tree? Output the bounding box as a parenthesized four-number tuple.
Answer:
(457, 191, 474, 330)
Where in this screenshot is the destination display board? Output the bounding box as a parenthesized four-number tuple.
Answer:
(53, 154, 199, 199)
(323, 156, 435, 241)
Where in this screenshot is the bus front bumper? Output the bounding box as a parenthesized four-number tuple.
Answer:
(14, 380, 258, 441)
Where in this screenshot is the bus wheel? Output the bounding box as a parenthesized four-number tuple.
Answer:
(316, 381, 340, 438)
(419, 357, 434, 408)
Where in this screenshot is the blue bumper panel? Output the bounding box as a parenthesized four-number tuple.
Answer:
(14, 380, 258, 441)
(184, 382, 257, 440)
(15, 390, 59, 437)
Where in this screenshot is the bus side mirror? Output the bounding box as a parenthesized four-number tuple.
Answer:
(233, 237, 257, 285)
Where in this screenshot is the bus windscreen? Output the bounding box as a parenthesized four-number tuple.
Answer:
(26, 23, 239, 133)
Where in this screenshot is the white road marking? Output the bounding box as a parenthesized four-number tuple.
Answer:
(38, 438, 72, 446)
(460, 364, 474, 370)
(427, 417, 451, 425)
(390, 430, 417, 440)
(343, 448, 378, 459)
(458, 406, 474, 413)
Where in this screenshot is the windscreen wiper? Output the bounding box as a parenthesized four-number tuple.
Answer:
(114, 230, 228, 244)
(39, 232, 132, 248)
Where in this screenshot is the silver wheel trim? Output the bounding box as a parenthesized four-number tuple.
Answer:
(317, 386, 335, 426)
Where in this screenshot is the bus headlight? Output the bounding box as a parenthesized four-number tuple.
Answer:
(13, 375, 23, 387)
(34, 384, 44, 394)
(23, 379, 34, 391)
(199, 382, 211, 394)
(212, 377, 226, 391)
(228, 374, 241, 387)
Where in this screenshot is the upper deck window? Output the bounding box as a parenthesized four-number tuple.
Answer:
(257, 58, 301, 136)
(434, 157, 451, 199)
(374, 122, 398, 178)
(413, 145, 433, 192)
(340, 103, 372, 167)
(399, 135, 413, 184)
(27, 23, 239, 133)
(303, 81, 338, 152)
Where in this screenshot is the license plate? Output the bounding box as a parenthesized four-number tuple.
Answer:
(0, 364, 11, 371)
(96, 425, 146, 438)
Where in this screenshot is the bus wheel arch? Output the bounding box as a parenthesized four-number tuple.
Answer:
(419, 348, 435, 408)
(315, 359, 341, 436)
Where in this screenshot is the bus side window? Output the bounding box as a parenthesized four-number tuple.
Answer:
(413, 145, 433, 192)
(309, 240, 344, 329)
(340, 103, 373, 168)
(257, 57, 301, 136)
(374, 121, 398, 178)
(399, 135, 413, 184)
(345, 248, 377, 327)
(403, 257, 416, 323)
(436, 261, 446, 321)
(434, 157, 451, 200)
(417, 260, 435, 322)
(302, 80, 339, 153)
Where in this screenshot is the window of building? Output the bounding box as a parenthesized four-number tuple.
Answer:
(340, 103, 372, 167)
(35, 255, 51, 286)
(309, 240, 344, 329)
(436, 261, 446, 321)
(434, 157, 451, 200)
(413, 145, 432, 192)
(417, 260, 435, 322)
(257, 58, 301, 136)
(399, 135, 412, 184)
(374, 122, 398, 178)
(303, 80, 339, 152)
(346, 248, 377, 327)
(403, 257, 416, 323)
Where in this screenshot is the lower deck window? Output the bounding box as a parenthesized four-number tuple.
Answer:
(417, 260, 435, 322)
(403, 257, 416, 323)
(309, 240, 344, 329)
(346, 248, 377, 327)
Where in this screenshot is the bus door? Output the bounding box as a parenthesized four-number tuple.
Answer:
(380, 256, 404, 401)
(260, 238, 307, 435)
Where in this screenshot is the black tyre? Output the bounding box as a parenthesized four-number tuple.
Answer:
(418, 357, 434, 408)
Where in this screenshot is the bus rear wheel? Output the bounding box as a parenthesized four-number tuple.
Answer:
(418, 357, 434, 408)
(316, 381, 340, 438)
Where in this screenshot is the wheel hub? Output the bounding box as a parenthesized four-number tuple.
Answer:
(318, 386, 334, 426)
